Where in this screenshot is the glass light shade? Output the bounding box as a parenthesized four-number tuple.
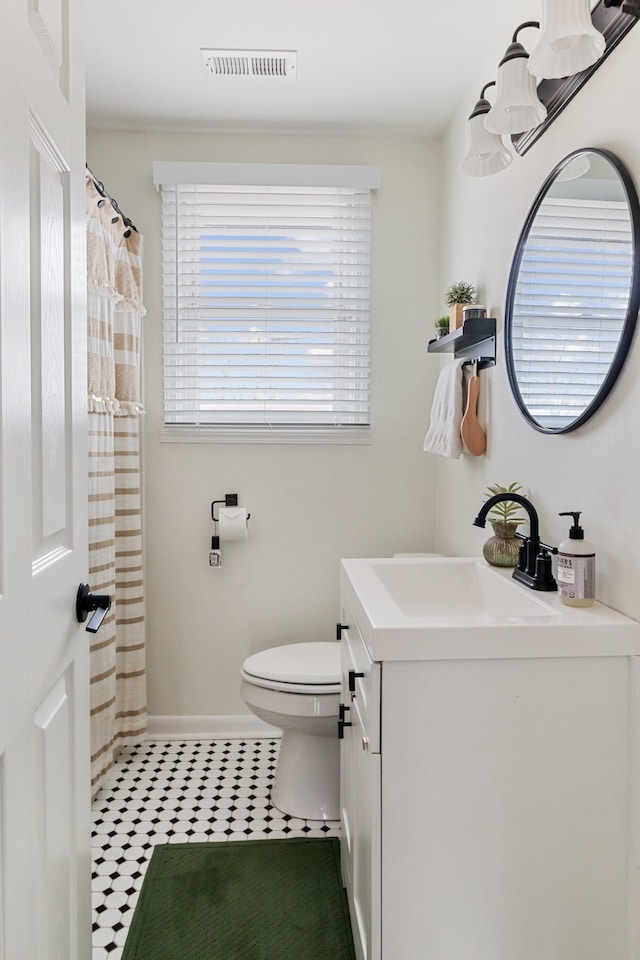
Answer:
(555, 153, 591, 181)
(485, 48, 547, 135)
(460, 110, 512, 178)
(528, 0, 605, 79)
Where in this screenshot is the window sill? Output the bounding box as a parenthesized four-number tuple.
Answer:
(160, 424, 372, 445)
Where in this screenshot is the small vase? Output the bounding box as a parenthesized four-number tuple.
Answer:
(482, 521, 520, 567)
(449, 303, 472, 331)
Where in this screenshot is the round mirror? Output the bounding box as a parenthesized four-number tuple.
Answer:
(505, 148, 640, 433)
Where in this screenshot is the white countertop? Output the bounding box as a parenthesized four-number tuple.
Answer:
(340, 556, 640, 662)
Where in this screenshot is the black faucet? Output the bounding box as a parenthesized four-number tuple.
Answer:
(473, 493, 557, 592)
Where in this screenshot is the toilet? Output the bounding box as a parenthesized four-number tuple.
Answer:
(240, 641, 341, 821)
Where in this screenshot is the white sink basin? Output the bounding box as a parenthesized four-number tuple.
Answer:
(370, 557, 550, 619)
(340, 556, 640, 661)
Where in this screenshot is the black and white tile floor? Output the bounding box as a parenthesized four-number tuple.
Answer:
(91, 738, 341, 959)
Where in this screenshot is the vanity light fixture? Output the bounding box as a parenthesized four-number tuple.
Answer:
(605, 0, 640, 16)
(460, 82, 512, 178)
(485, 22, 547, 135)
(527, 0, 606, 79)
(463, 0, 638, 164)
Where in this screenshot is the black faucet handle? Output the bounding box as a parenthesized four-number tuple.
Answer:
(534, 547, 558, 590)
(539, 540, 558, 556)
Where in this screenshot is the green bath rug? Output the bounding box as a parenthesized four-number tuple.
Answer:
(121, 836, 355, 960)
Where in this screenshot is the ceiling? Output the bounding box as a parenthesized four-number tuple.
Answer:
(84, 0, 537, 136)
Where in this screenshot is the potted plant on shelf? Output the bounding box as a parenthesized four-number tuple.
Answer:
(445, 280, 477, 332)
(482, 481, 526, 568)
(434, 315, 450, 339)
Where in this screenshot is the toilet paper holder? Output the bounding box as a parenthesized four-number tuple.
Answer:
(209, 494, 251, 567)
(211, 492, 251, 525)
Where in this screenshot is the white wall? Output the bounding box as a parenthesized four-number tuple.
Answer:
(86, 131, 441, 716)
(437, 29, 640, 617)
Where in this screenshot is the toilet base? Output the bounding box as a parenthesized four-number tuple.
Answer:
(271, 727, 339, 821)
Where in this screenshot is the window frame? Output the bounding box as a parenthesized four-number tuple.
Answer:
(153, 161, 381, 444)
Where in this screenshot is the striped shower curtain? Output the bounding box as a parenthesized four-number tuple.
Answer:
(86, 177, 147, 794)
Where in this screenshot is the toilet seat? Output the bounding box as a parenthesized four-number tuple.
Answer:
(241, 642, 340, 694)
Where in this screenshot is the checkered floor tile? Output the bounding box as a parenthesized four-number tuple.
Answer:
(91, 738, 341, 958)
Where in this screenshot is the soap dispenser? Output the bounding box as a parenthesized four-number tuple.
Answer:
(557, 512, 595, 607)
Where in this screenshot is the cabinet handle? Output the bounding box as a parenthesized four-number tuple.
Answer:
(338, 720, 353, 739)
(338, 703, 352, 739)
(336, 622, 349, 640)
(348, 669, 365, 692)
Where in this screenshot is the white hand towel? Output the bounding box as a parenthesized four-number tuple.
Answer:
(423, 359, 467, 459)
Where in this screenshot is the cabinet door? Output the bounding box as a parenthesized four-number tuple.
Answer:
(344, 622, 380, 752)
(340, 629, 356, 891)
(340, 623, 381, 960)
(349, 694, 381, 960)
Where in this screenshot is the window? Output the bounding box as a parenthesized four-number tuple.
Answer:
(153, 161, 380, 442)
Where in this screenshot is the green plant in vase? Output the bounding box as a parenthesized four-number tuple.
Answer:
(434, 315, 450, 339)
(445, 281, 477, 308)
(482, 482, 526, 567)
(445, 280, 477, 332)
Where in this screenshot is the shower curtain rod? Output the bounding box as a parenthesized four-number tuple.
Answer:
(86, 165, 138, 235)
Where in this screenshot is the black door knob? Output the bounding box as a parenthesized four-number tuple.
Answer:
(76, 583, 112, 633)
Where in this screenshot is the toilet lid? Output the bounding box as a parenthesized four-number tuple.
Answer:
(242, 642, 340, 685)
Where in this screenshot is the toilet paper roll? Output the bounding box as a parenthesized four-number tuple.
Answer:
(218, 506, 249, 541)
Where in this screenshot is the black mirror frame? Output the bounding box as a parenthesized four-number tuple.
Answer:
(505, 147, 640, 435)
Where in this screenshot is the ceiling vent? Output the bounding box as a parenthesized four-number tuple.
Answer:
(201, 49, 297, 79)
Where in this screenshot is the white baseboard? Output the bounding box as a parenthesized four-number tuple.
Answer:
(146, 714, 281, 741)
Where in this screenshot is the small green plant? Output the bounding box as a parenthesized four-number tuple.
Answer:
(434, 315, 450, 330)
(484, 482, 525, 525)
(445, 281, 477, 307)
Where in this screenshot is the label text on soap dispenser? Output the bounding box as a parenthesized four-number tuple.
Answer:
(557, 554, 595, 600)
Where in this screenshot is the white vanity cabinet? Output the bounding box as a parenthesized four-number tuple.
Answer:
(339, 577, 640, 960)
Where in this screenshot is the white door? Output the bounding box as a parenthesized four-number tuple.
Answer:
(0, 0, 90, 957)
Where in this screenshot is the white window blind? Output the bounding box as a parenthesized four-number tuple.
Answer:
(512, 194, 633, 430)
(156, 164, 378, 438)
